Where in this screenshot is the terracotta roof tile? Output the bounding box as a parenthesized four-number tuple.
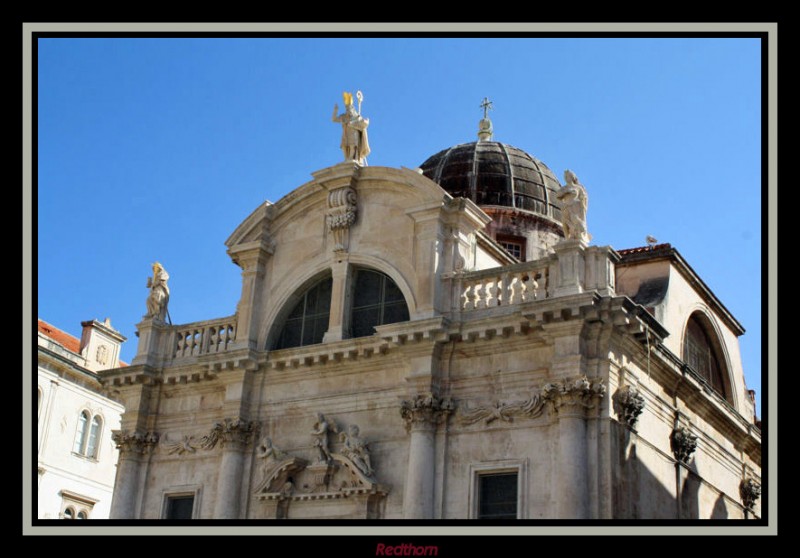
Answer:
(38, 319, 81, 355)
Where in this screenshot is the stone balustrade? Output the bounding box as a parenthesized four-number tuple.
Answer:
(171, 317, 237, 359)
(452, 259, 553, 312)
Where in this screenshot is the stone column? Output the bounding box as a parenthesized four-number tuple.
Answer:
(210, 418, 258, 519)
(109, 431, 159, 519)
(400, 394, 453, 519)
(323, 258, 351, 343)
(543, 377, 605, 519)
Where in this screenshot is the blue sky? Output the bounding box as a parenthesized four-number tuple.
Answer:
(35, 36, 764, 412)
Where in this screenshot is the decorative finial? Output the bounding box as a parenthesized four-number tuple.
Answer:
(478, 97, 494, 141)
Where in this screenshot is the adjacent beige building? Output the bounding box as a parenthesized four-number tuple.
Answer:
(37, 318, 127, 519)
(100, 108, 761, 520)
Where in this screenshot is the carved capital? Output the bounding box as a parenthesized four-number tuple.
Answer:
(400, 394, 454, 431)
(739, 478, 761, 511)
(111, 430, 160, 455)
(327, 186, 358, 252)
(613, 385, 645, 428)
(670, 426, 698, 463)
(201, 417, 258, 450)
(542, 376, 606, 416)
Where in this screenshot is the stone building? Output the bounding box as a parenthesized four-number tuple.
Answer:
(37, 318, 127, 519)
(100, 99, 761, 520)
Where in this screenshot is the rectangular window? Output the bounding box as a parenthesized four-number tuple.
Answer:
(477, 473, 519, 519)
(164, 495, 195, 519)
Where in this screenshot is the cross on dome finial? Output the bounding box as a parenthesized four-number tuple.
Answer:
(478, 97, 494, 141)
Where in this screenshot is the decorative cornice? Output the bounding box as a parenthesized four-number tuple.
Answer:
(670, 426, 698, 463)
(739, 478, 761, 511)
(111, 430, 160, 455)
(613, 385, 645, 428)
(400, 394, 454, 431)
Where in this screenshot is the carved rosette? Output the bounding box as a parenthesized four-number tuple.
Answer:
(111, 430, 160, 455)
(613, 385, 645, 428)
(542, 376, 606, 416)
(739, 478, 761, 511)
(400, 394, 455, 431)
(202, 417, 258, 450)
(327, 186, 358, 252)
(670, 426, 698, 463)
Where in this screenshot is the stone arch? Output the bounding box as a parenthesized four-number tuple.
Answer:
(681, 306, 736, 408)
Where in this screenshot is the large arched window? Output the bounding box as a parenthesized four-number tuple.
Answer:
(349, 268, 410, 338)
(275, 275, 333, 350)
(683, 312, 729, 401)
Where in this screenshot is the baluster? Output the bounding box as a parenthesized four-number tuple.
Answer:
(500, 272, 512, 305)
(537, 270, 548, 299)
(523, 273, 538, 302)
(509, 273, 521, 304)
(475, 283, 487, 309)
(464, 284, 475, 310)
(487, 279, 499, 307)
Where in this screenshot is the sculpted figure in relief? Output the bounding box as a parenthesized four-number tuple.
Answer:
(311, 413, 337, 463)
(332, 91, 370, 165)
(557, 170, 591, 243)
(145, 262, 170, 322)
(340, 424, 373, 477)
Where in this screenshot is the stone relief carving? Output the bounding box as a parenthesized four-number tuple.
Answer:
(145, 262, 170, 322)
(200, 417, 258, 450)
(332, 90, 370, 165)
(111, 430, 160, 454)
(400, 394, 455, 431)
(739, 478, 761, 511)
(612, 384, 645, 428)
(161, 434, 198, 455)
(253, 414, 387, 513)
(541, 376, 607, 412)
(557, 170, 591, 243)
(311, 413, 338, 464)
(96, 344, 109, 366)
(339, 424, 373, 478)
(670, 425, 698, 463)
(457, 376, 606, 425)
(327, 186, 358, 252)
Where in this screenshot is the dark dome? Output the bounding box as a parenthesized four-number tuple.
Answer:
(420, 141, 563, 223)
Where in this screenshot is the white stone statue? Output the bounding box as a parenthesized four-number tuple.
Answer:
(557, 170, 591, 243)
(256, 436, 287, 462)
(339, 424, 373, 477)
(311, 413, 337, 463)
(145, 262, 170, 322)
(332, 91, 370, 165)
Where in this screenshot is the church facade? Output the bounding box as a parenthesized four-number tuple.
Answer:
(100, 99, 761, 520)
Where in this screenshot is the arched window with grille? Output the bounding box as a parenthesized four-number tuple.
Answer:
(274, 274, 333, 350)
(682, 312, 730, 402)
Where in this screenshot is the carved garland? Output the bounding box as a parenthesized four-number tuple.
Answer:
(158, 417, 258, 455)
(670, 426, 698, 463)
(739, 478, 761, 511)
(327, 186, 358, 252)
(613, 385, 645, 428)
(456, 376, 606, 426)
